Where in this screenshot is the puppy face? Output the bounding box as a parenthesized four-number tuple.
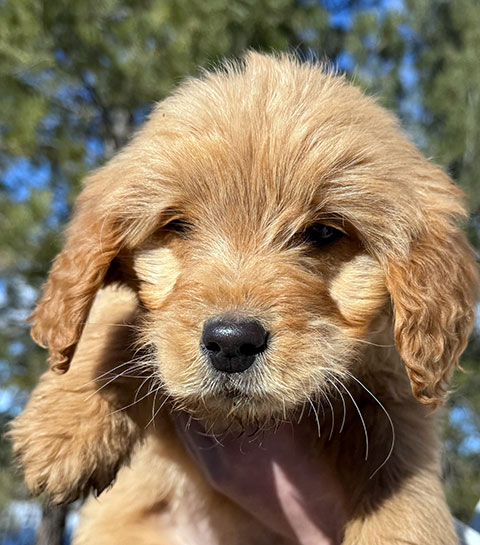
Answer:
(132, 166, 388, 422)
(30, 53, 478, 423)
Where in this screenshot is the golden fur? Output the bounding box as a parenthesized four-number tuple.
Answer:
(10, 52, 479, 544)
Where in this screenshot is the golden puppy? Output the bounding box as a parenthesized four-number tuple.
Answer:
(10, 53, 478, 545)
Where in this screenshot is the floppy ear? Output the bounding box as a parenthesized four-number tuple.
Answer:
(29, 172, 125, 373)
(385, 225, 478, 407)
(30, 136, 174, 373)
(29, 150, 166, 374)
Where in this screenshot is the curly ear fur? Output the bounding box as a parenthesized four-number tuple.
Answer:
(28, 154, 163, 373)
(386, 226, 478, 407)
(29, 197, 123, 373)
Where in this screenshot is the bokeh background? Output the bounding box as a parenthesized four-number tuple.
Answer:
(1, 0, 479, 543)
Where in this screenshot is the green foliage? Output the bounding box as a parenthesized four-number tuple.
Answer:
(445, 352, 480, 521)
(1, 0, 479, 530)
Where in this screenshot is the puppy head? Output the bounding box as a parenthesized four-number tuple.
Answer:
(31, 53, 478, 422)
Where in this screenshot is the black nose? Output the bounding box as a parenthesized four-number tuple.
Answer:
(202, 317, 269, 373)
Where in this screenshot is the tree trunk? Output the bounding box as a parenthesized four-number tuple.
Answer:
(35, 504, 68, 545)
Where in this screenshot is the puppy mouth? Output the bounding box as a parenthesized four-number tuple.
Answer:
(210, 373, 254, 399)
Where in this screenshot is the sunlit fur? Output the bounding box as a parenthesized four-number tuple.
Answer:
(11, 52, 478, 544)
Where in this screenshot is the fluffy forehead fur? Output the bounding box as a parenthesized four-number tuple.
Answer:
(30, 52, 478, 423)
(98, 53, 464, 252)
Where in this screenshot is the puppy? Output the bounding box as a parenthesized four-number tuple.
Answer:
(10, 53, 478, 545)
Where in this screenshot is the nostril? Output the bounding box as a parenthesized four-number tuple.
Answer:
(239, 335, 268, 356)
(240, 343, 257, 356)
(205, 341, 221, 353)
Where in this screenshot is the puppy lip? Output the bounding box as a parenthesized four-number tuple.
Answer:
(222, 388, 246, 400)
(209, 373, 253, 398)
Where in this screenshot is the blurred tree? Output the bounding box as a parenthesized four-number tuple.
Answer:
(1, 0, 479, 540)
(35, 505, 67, 545)
(408, 0, 480, 207)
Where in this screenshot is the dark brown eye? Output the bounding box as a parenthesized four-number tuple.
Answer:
(303, 223, 343, 247)
(164, 218, 192, 235)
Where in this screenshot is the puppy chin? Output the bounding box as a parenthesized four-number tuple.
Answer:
(167, 373, 302, 429)
(179, 400, 285, 431)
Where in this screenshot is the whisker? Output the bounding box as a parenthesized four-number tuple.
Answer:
(355, 339, 394, 348)
(148, 385, 162, 429)
(345, 371, 396, 479)
(323, 393, 335, 441)
(83, 357, 156, 387)
(83, 361, 139, 387)
(133, 374, 157, 404)
(107, 373, 155, 379)
(145, 386, 168, 429)
(83, 365, 146, 400)
(308, 396, 321, 438)
(77, 322, 139, 329)
(248, 420, 268, 444)
(333, 375, 369, 461)
(196, 429, 224, 448)
(318, 398, 325, 419)
(297, 400, 307, 424)
(202, 421, 225, 448)
(108, 377, 160, 416)
(325, 376, 346, 433)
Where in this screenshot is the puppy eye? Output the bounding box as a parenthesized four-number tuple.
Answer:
(303, 223, 343, 247)
(163, 218, 192, 235)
